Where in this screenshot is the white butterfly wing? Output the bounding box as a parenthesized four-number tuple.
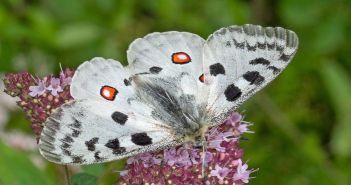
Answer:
(203, 25, 298, 123)
(127, 31, 209, 106)
(39, 58, 177, 164)
(70, 57, 131, 102)
(39, 100, 177, 164)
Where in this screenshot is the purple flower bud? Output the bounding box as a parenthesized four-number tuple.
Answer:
(47, 77, 63, 96)
(29, 80, 47, 97)
(3, 69, 74, 138)
(233, 159, 253, 184)
(210, 164, 230, 181)
(118, 113, 255, 184)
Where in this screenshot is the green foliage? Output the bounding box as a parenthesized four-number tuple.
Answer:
(0, 141, 56, 185)
(72, 173, 98, 185)
(1, 0, 351, 184)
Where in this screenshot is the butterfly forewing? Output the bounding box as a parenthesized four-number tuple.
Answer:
(203, 25, 298, 124)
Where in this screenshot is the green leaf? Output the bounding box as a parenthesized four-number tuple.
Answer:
(72, 173, 98, 185)
(0, 141, 56, 185)
(81, 164, 105, 176)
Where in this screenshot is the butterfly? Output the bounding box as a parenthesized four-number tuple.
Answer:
(38, 24, 298, 165)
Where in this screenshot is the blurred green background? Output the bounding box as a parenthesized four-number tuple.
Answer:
(1, 0, 351, 185)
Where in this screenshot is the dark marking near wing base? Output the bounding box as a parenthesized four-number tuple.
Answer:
(124, 79, 131, 86)
(131, 133, 152, 146)
(149, 66, 163, 74)
(224, 84, 242, 102)
(243, 71, 265, 85)
(249, 58, 270, 66)
(209, 63, 225, 76)
(111, 111, 128, 125)
(85, 137, 99, 151)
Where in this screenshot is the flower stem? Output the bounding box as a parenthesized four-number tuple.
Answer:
(64, 165, 71, 185)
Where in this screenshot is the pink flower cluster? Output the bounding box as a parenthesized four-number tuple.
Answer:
(118, 113, 254, 185)
(2, 69, 254, 184)
(3, 69, 74, 139)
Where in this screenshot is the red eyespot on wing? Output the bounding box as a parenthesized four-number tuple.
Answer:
(172, 52, 191, 64)
(199, 74, 205, 83)
(100, 86, 118, 101)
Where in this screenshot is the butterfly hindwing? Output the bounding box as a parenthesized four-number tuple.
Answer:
(203, 25, 298, 123)
(39, 58, 178, 164)
(39, 99, 178, 164)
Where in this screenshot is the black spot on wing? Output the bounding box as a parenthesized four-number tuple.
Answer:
(267, 66, 281, 74)
(61, 143, 71, 149)
(249, 58, 270, 66)
(72, 129, 81, 138)
(224, 84, 242, 102)
(105, 138, 120, 149)
(243, 71, 265, 85)
(131, 132, 152, 146)
(112, 147, 126, 155)
(70, 119, 82, 129)
(257, 42, 266, 49)
(280, 53, 291, 62)
(246, 43, 257, 51)
(105, 138, 126, 155)
(85, 137, 99, 151)
(72, 156, 86, 163)
(225, 41, 231, 47)
(124, 79, 131, 86)
(62, 149, 72, 156)
(149, 66, 163, 74)
(209, 63, 225, 76)
(111, 111, 128, 125)
(94, 151, 104, 162)
(62, 135, 74, 143)
(233, 39, 245, 49)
